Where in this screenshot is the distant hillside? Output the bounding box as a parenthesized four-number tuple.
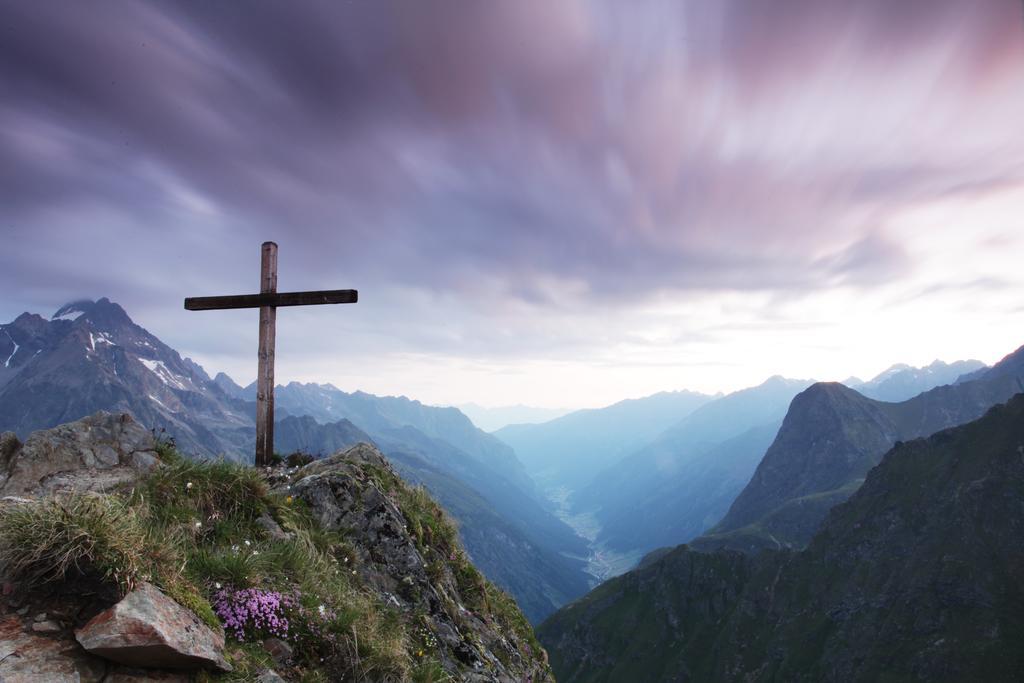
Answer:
(242, 381, 538, 497)
(539, 394, 1024, 682)
(575, 376, 812, 555)
(495, 390, 716, 490)
(695, 343, 1024, 553)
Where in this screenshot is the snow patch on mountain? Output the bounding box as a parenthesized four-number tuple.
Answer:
(90, 332, 117, 349)
(148, 393, 173, 411)
(2, 330, 17, 368)
(139, 359, 189, 390)
(52, 300, 93, 322)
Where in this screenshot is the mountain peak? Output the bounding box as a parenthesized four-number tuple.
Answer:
(52, 300, 95, 321)
(703, 380, 895, 539)
(800, 380, 867, 403)
(872, 363, 913, 380)
(51, 298, 134, 331)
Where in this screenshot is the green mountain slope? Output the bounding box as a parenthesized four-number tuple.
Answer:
(539, 393, 1024, 682)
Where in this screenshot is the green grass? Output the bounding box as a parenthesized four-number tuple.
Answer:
(0, 493, 164, 593)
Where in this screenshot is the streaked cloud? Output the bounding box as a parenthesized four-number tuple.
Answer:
(1, 0, 1022, 408)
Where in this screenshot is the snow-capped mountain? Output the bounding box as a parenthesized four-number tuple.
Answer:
(0, 298, 253, 457)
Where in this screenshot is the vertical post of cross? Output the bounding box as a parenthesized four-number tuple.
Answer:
(255, 241, 278, 467)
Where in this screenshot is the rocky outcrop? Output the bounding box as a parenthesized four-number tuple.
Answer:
(287, 443, 554, 682)
(76, 582, 231, 672)
(0, 411, 159, 496)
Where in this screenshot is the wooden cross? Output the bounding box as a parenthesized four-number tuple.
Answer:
(184, 242, 358, 467)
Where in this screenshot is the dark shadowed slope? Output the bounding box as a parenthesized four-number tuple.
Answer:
(539, 393, 1024, 683)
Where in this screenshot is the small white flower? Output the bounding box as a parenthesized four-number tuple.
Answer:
(185, 482, 193, 490)
(351, 570, 356, 575)
(252, 550, 259, 556)
(318, 604, 326, 616)
(214, 582, 221, 589)
(194, 521, 202, 528)
(244, 540, 251, 547)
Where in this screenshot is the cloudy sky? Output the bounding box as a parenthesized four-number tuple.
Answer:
(2, 0, 1023, 410)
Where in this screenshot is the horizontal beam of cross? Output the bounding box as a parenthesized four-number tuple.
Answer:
(184, 289, 358, 311)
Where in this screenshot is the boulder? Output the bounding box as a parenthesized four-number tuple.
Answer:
(75, 582, 231, 672)
(0, 412, 161, 496)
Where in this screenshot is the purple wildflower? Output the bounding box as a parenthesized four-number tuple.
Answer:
(212, 587, 295, 641)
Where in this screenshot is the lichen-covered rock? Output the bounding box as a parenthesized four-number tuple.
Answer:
(75, 582, 231, 672)
(288, 443, 554, 682)
(0, 412, 160, 496)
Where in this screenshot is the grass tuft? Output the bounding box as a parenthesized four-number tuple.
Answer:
(0, 493, 153, 594)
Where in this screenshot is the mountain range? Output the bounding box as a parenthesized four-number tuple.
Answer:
(492, 359, 1001, 571)
(845, 358, 987, 402)
(0, 299, 253, 457)
(573, 376, 813, 555)
(538, 392, 1024, 682)
(495, 390, 717, 491)
(4, 297, 1016, 640)
(0, 299, 588, 622)
(458, 402, 573, 432)
(694, 344, 1024, 553)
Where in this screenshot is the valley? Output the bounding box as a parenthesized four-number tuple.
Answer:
(545, 485, 644, 582)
